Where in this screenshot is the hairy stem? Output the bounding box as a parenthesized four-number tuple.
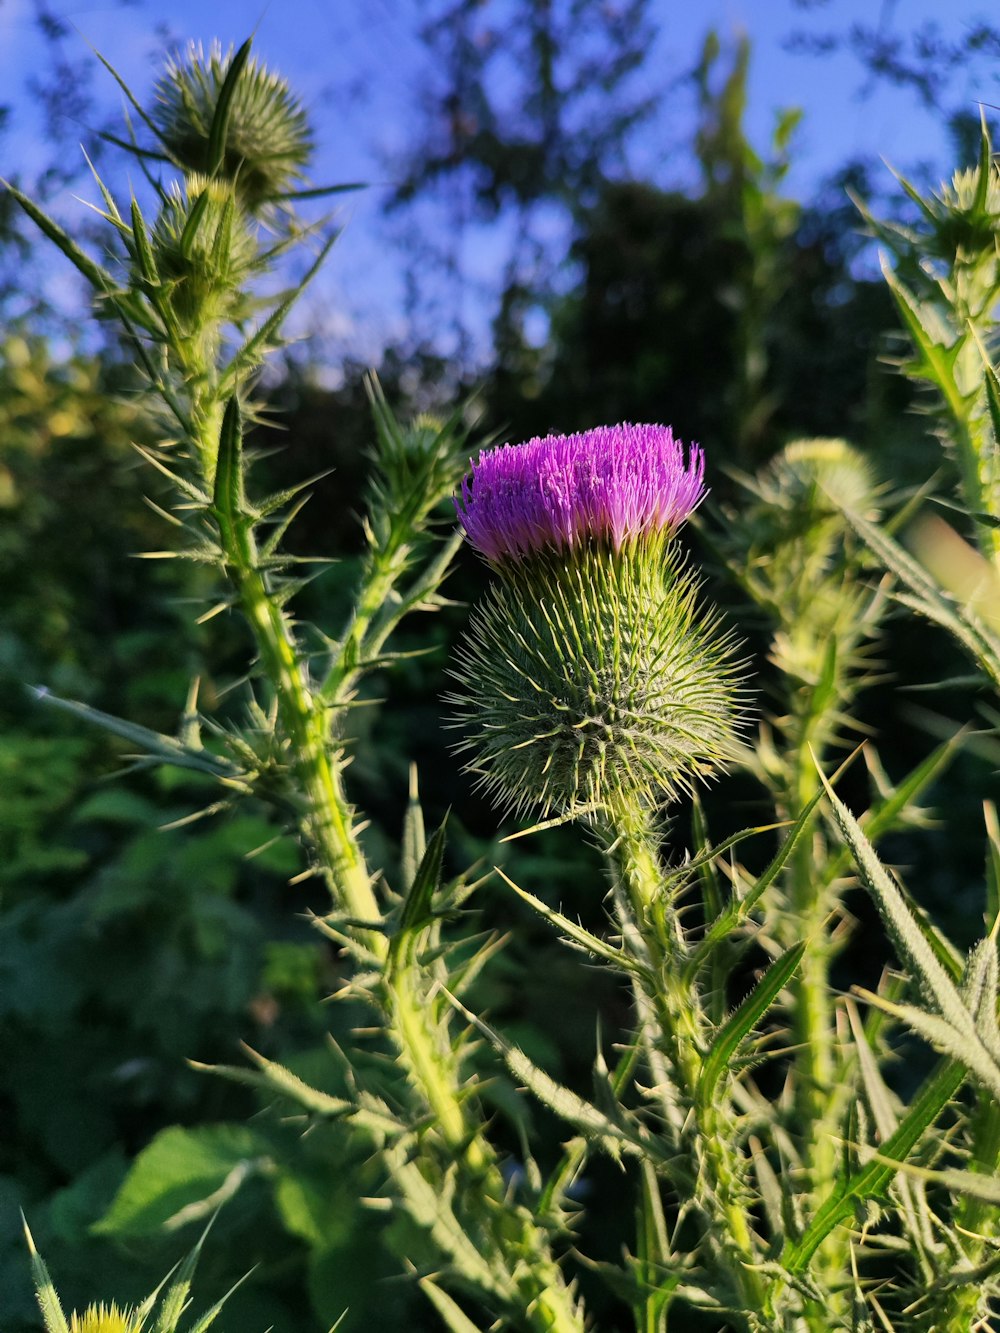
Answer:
(606, 812, 766, 1324)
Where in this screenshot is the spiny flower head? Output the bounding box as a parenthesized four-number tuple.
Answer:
(147, 176, 258, 329)
(153, 42, 313, 212)
(455, 423, 705, 564)
(449, 424, 742, 821)
(69, 1305, 144, 1333)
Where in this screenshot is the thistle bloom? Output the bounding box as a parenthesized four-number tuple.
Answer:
(449, 424, 743, 820)
(455, 424, 705, 562)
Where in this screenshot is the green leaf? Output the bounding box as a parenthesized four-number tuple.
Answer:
(441, 989, 664, 1163)
(94, 1124, 274, 1237)
(3, 180, 120, 298)
(868, 1152, 1000, 1206)
(821, 773, 976, 1027)
(207, 38, 254, 177)
(855, 990, 1000, 1103)
(498, 867, 648, 976)
(698, 941, 806, 1108)
(30, 687, 247, 784)
(149, 1218, 214, 1333)
(219, 228, 339, 394)
(783, 1058, 965, 1273)
(396, 814, 448, 939)
(213, 395, 247, 529)
(401, 764, 427, 890)
(879, 256, 970, 426)
(419, 1278, 485, 1333)
(22, 1220, 70, 1333)
(634, 1160, 671, 1333)
(687, 792, 822, 978)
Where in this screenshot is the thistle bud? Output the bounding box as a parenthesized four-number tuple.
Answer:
(448, 424, 743, 820)
(153, 42, 313, 212)
(147, 176, 258, 330)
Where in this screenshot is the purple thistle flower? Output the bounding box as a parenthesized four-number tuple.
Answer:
(455, 423, 705, 563)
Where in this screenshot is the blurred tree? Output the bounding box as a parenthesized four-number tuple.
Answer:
(785, 1, 1000, 165)
(386, 0, 662, 361)
(489, 36, 912, 475)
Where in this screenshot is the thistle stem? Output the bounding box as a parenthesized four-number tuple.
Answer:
(605, 811, 766, 1324)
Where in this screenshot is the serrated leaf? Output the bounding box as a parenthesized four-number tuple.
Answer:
(880, 257, 969, 423)
(784, 1058, 965, 1273)
(855, 990, 1000, 1102)
(220, 229, 339, 394)
(22, 1221, 70, 1333)
(821, 773, 976, 1028)
(698, 942, 806, 1108)
(31, 688, 246, 783)
(498, 867, 647, 976)
(4, 180, 120, 298)
(868, 1152, 1000, 1206)
(688, 793, 822, 977)
(962, 937, 1000, 1051)
(844, 506, 1000, 688)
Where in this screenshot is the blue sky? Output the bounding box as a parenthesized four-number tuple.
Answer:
(2, 0, 997, 363)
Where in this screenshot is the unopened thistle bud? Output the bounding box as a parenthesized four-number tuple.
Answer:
(448, 424, 743, 820)
(147, 176, 258, 330)
(154, 42, 313, 212)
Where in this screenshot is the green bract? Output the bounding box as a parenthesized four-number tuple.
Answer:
(449, 531, 742, 819)
(147, 177, 258, 330)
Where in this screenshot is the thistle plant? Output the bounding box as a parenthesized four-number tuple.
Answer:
(11, 31, 1000, 1333)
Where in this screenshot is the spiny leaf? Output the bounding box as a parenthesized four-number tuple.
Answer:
(418, 1279, 485, 1333)
(207, 38, 254, 177)
(22, 1220, 71, 1333)
(183, 1269, 255, 1333)
(855, 990, 1000, 1102)
(219, 228, 339, 394)
(821, 771, 977, 1028)
(149, 1217, 215, 1333)
(498, 867, 648, 976)
(868, 1151, 1000, 1206)
(30, 688, 247, 783)
(687, 791, 823, 977)
(4, 180, 120, 297)
(698, 941, 806, 1108)
(442, 989, 664, 1162)
(844, 506, 1000, 688)
(394, 815, 449, 943)
(879, 256, 971, 426)
(783, 1058, 965, 1273)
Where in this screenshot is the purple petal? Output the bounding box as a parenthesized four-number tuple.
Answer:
(454, 424, 705, 562)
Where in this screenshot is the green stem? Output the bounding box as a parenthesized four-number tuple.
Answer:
(785, 723, 847, 1332)
(606, 812, 766, 1324)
